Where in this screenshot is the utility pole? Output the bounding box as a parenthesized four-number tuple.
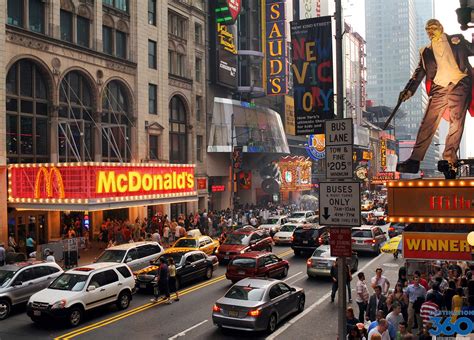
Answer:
(230, 113, 235, 211)
(335, 1, 347, 339)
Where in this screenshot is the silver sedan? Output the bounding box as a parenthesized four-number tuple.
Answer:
(212, 278, 305, 334)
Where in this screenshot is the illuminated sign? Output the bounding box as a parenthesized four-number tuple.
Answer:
(215, 0, 242, 24)
(278, 156, 312, 191)
(9, 162, 196, 205)
(284, 96, 295, 135)
(211, 185, 226, 192)
(264, 0, 287, 96)
(197, 178, 207, 191)
(291, 16, 334, 135)
(306, 134, 325, 160)
(238, 171, 252, 190)
(387, 179, 474, 224)
(215, 22, 237, 88)
(380, 139, 387, 168)
(371, 171, 395, 185)
(403, 232, 474, 261)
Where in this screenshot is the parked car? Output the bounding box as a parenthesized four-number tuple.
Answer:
(94, 241, 164, 271)
(272, 224, 297, 245)
(226, 252, 289, 283)
(291, 223, 328, 256)
(212, 278, 305, 333)
(216, 229, 273, 262)
(258, 215, 288, 236)
(134, 250, 218, 291)
(287, 211, 316, 223)
(0, 261, 63, 320)
(166, 236, 220, 255)
(351, 226, 387, 254)
(388, 223, 406, 238)
(27, 263, 135, 327)
(306, 245, 358, 278)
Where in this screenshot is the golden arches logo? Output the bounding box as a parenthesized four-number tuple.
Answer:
(34, 166, 65, 199)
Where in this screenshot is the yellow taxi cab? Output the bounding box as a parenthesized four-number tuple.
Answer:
(165, 235, 220, 255)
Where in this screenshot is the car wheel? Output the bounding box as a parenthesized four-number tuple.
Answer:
(68, 306, 83, 327)
(281, 266, 289, 278)
(267, 313, 278, 334)
(205, 267, 213, 280)
(0, 299, 11, 320)
(297, 295, 305, 313)
(117, 291, 131, 310)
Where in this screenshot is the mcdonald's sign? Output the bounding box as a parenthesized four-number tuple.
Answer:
(34, 166, 65, 199)
(8, 162, 197, 206)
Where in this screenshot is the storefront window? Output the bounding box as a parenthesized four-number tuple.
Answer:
(102, 80, 132, 162)
(6, 60, 50, 164)
(59, 71, 94, 162)
(169, 96, 187, 163)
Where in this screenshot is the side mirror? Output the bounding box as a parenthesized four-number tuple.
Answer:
(87, 285, 96, 292)
(290, 287, 296, 292)
(278, 258, 283, 262)
(13, 281, 23, 287)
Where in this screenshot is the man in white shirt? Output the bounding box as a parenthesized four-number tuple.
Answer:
(368, 318, 390, 340)
(371, 268, 390, 295)
(386, 302, 404, 330)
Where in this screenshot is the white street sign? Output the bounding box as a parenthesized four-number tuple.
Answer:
(325, 118, 353, 146)
(319, 182, 361, 226)
(326, 145, 353, 179)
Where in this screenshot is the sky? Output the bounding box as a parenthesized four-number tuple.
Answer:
(347, 0, 474, 158)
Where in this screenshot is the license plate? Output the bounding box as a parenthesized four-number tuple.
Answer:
(357, 240, 363, 244)
(302, 240, 308, 244)
(238, 271, 245, 275)
(33, 310, 41, 316)
(228, 310, 239, 317)
(140, 283, 147, 289)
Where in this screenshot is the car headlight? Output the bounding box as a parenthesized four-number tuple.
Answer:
(51, 299, 67, 309)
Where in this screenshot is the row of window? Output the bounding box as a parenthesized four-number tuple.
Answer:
(6, 60, 204, 164)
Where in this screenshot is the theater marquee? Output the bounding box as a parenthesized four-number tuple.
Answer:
(8, 162, 197, 211)
(387, 179, 474, 224)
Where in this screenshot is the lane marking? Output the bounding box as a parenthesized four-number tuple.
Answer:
(56, 248, 294, 339)
(283, 272, 303, 282)
(266, 253, 384, 340)
(168, 320, 208, 340)
(287, 276, 307, 286)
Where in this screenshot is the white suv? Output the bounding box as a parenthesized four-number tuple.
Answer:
(27, 263, 135, 327)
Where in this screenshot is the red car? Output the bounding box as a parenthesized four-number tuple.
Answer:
(216, 229, 273, 262)
(226, 252, 289, 283)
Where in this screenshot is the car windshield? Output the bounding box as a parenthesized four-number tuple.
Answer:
(266, 218, 280, 224)
(352, 230, 373, 238)
(95, 249, 126, 263)
(280, 225, 296, 232)
(294, 228, 318, 238)
(157, 253, 184, 265)
(312, 248, 330, 257)
(225, 286, 265, 301)
(0, 269, 17, 288)
(174, 239, 198, 248)
(223, 233, 251, 245)
(231, 258, 256, 268)
(290, 212, 306, 218)
(49, 273, 88, 291)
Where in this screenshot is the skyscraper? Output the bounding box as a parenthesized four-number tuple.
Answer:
(365, 0, 438, 175)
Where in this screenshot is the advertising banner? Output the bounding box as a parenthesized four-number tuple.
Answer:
(291, 16, 334, 135)
(216, 22, 237, 88)
(299, 0, 320, 19)
(264, 0, 287, 95)
(403, 232, 473, 261)
(9, 163, 196, 204)
(284, 95, 295, 135)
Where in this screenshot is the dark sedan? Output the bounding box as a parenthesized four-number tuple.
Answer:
(212, 278, 305, 334)
(134, 250, 218, 291)
(388, 223, 406, 238)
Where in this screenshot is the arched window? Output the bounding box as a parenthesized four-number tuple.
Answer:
(6, 60, 50, 163)
(169, 96, 187, 164)
(58, 71, 95, 162)
(102, 80, 132, 162)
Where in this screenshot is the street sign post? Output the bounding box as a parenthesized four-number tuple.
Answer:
(325, 118, 353, 146)
(326, 144, 353, 179)
(319, 182, 361, 226)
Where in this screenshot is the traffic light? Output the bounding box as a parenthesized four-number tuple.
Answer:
(215, 0, 242, 25)
(456, 0, 474, 30)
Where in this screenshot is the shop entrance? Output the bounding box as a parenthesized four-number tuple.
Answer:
(8, 211, 47, 253)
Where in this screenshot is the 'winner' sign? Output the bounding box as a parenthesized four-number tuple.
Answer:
(291, 16, 334, 135)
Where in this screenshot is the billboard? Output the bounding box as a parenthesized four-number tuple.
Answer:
(284, 95, 295, 135)
(299, 0, 321, 19)
(403, 232, 474, 261)
(291, 16, 334, 135)
(264, 0, 287, 96)
(9, 163, 196, 204)
(216, 22, 237, 88)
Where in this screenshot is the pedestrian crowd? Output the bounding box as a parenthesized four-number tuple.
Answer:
(346, 262, 474, 339)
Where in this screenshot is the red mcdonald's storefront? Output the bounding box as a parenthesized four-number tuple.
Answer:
(6, 162, 198, 246)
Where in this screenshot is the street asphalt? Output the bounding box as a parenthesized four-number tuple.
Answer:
(0, 247, 402, 340)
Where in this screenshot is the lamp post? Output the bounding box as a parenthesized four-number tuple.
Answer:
(230, 113, 235, 211)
